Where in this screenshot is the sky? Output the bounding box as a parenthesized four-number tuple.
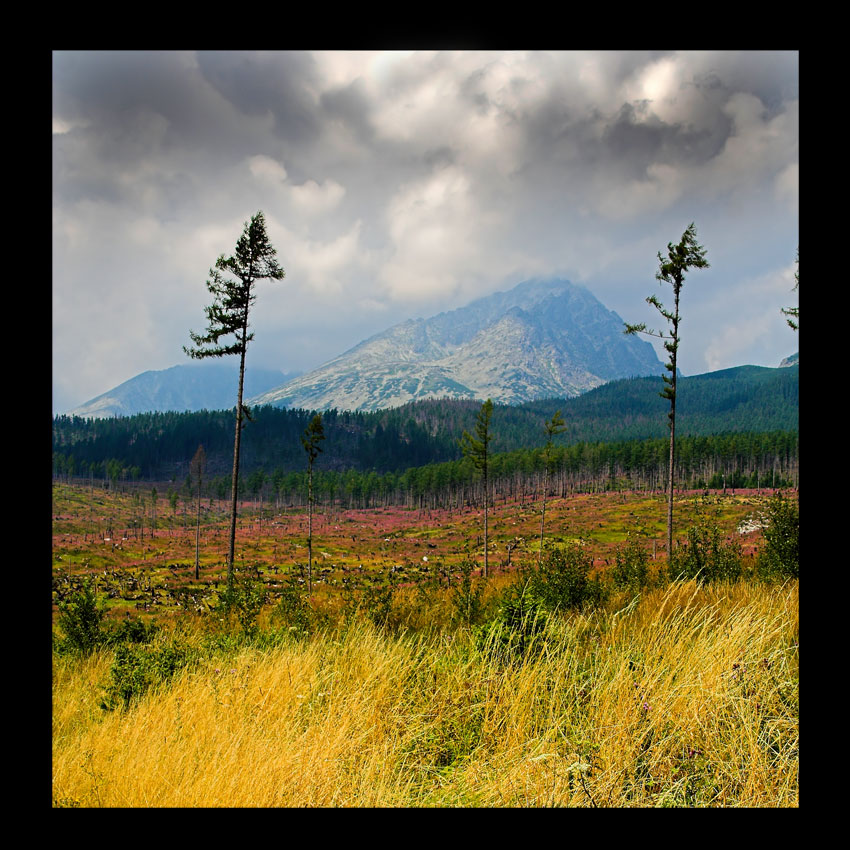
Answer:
(53, 50, 799, 415)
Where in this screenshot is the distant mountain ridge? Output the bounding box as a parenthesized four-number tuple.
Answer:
(66, 361, 298, 419)
(249, 278, 663, 411)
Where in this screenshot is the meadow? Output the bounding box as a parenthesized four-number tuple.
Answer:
(52, 481, 798, 807)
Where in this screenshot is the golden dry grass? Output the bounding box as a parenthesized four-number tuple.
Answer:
(52, 579, 798, 807)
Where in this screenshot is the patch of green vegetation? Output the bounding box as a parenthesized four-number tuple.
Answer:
(403, 527, 447, 540)
(531, 537, 586, 553)
(100, 638, 199, 711)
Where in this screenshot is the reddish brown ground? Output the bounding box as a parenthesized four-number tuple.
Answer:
(52, 482, 791, 623)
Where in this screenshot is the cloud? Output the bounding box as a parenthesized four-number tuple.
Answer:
(277, 219, 369, 295)
(591, 161, 685, 220)
(247, 154, 288, 183)
(379, 163, 497, 301)
(702, 262, 798, 372)
(290, 178, 346, 215)
(195, 50, 322, 144)
(774, 162, 799, 210)
(703, 93, 798, 199)
(52, 50, 798, 411)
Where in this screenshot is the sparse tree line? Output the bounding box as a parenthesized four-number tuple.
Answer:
(54, 429, 797, 516)
(254, 429, 798, 512)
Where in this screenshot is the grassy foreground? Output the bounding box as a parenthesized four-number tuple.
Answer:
(52, 577, 798, 807)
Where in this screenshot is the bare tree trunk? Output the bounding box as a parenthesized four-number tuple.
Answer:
(539, 465, 548, 569)
(195, 480, 202, 581)
(666, 288, 680, 562)
(667, 405, 675, 559)
(227, 322, 248, 585)
(483, 467, 489, 579)
(307, 463, 313, 595)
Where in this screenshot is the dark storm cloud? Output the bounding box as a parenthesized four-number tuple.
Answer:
(600, 102, 728, 176)
(423, 146, 456, 169)
(553, 52, 787, 165)
(195, 51, 322, 147)
(52, 51, 304, 207)
(458, 68, 492, 116)
(54, 52, 221, 152)
(318, 77, 376, 147)
(53, 51, 798, 414)
(701, 51, 798, 112)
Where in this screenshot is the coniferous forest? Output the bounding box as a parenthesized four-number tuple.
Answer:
(53, 364, 798, 509)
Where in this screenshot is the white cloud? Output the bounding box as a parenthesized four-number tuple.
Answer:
(247, 154, 346, 216)
(704, 309, 777, 373)
(701, 262, 797, 372)
(706, 94, 798, 197)
(283, 220, 368, 295)
(592, 162, 685, 220)
(311, 50, 380, 89)
(53, 202, 185, 405)
(774, 161, 799, 209)
(625, 55, 682, 119)
(247, 154, 288, 183)
(290, 178, 346, 215)
(380, 165, 488, 301)
(53, 116, 81, 134)
(51, 50, 799, 410)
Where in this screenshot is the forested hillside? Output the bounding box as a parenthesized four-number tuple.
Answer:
(53, 364, 797, 478)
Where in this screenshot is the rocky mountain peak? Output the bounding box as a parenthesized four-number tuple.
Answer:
(249, 278, 663, 412)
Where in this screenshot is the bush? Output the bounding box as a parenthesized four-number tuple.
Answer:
(611, 535, 651, 591)
(274, 576, 320, 638)
(531, 544, 609, 612)
(670, 503, 742, 583)
(56, 579, 105, 654)
(362, 573, 396, 628)
(101, 639, 197, 711)
(757, 493, 799, 581)
(105, 616, 159, 646)
(476, 578, 549, 663)
(215, 570, 268, 636)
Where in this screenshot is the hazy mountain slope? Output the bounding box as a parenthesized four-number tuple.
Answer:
(250, 278, 662, 411)
(66, 361, 298, 419)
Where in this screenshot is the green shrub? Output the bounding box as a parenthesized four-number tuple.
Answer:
(757, 493, 799, 581)
(215, 570, 268, 636)
(274, 576, 320, 638)
(56, 579, 106, 654)
(476, 578, 549, 663)
(101, 639, 197, 711)
(362, 573, 396, 628)
(105, 616, 159, 646)
(670, 504, 742, 583)
(611, 535, 651, 591)
(531, 544, 609, 612)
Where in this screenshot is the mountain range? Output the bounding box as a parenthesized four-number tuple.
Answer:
(249, 278, 663, 412)
(65, 277, 798, 419)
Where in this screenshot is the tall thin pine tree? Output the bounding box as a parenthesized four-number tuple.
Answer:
(625, 223, 709, 563)
(184, 212, 284, 584)
(782, 249, 799, 331)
